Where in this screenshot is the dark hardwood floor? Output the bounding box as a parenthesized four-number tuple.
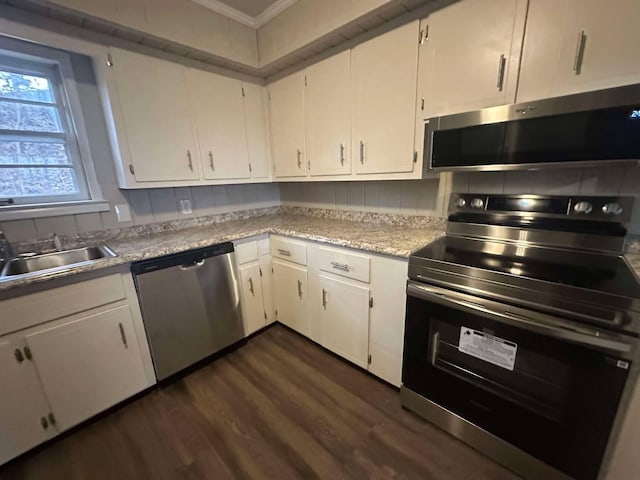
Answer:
(1, 325, 521, 480)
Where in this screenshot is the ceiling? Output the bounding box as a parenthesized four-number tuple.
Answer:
(190, 0, 297, 28)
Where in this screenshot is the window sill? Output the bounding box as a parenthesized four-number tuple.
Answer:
(0, 200, 111, 221)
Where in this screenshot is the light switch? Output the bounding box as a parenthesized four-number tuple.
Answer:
(114, 204, 132, 223)
(179, 199, 192, 215)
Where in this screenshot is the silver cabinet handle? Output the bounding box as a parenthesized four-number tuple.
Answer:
(249, 277, 255, 296)
(118, 322, 128, 349)
(277, 248, 291, 257)
(496, 54, 506, 91)
(297, 280, 303, 299)
(41, 416, 49, 430)
(23, 346, 32, 360)
(14, 348, 24, 364)
(297, 149, 302, 168)
(187, 149, 193, 171)
(339, 144, 345, 166)
(359, 141, 364, 164)
(208, 151, 215, 171)
(573, 30, 587, 75)
(322, 288, 327, 310)
(331, 261, 350, 272)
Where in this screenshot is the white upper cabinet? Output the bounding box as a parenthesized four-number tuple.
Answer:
(305, 51, 351, 177)
(268, 71, 307, 178)
(352, 21, 420, 175)
(419, 0, 528, 118)
(242, 83, 272, 179)
(517, 0, 640, 102)
(187, 69, 250, 180)
(109, 48, 199, 182)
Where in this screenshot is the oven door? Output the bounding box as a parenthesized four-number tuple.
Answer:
(403, 281, 633, 480)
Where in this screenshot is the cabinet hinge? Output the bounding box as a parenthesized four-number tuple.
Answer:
(241, 86, 245, 97)
(421, 97, 425, 111)
(128, 163, 135, 175)
(369, 297, 374, 308)
(106, 53, 114, 67)
(413, 151, 418, 163)
(48, 413, 56, 426)
(368, 354, 372, 365)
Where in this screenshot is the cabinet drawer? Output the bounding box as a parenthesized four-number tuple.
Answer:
(270, 236, 307, 265)
(318, 247, 370, 283)
(235, 241, 259, 264)
(0, 274, 126, 336)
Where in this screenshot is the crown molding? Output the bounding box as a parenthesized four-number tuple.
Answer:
(190, 0, 297, 29)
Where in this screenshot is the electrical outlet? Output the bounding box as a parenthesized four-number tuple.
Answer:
(179, 199, 192, 215)
(114, 204, 131, 223)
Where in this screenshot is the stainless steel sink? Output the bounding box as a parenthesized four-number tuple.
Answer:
(1, 246, 116, 278)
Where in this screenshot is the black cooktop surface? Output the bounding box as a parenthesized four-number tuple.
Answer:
(411, 236, 640, 299)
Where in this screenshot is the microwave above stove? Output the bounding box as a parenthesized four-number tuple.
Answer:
(425, 83, 640, 172)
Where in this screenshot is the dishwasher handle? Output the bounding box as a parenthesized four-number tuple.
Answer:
(178, 259, 206, 271)
(131, 242, 234, 274)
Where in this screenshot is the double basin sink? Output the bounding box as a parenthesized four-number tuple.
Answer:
(0, 246, 117, 280)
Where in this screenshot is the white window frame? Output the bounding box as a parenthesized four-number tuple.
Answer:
(0, 35, 107, 219)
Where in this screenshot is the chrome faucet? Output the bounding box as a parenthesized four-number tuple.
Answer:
(0, 230, 15, 263)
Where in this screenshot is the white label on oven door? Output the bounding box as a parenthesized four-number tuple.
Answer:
(458, 327, 517, 371)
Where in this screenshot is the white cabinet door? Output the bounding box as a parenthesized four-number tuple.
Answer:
(517, 0, 640, 102)
(109, 48, 199, 182)
(351, 21, 419, 175)
(239, 262, 267, 335)
(272, 260, 309, 336)
(420, 0, 527, 118)
(187, 68, 250, 180)
(368, 256, 408, 387)
(242, 83, 272, 179)
(319, 275, 370, 369)
(306, 51, 351, 176)
(25, 305, 149, 431)
(259, 254, 276, 324)
(0, 339, 55, 465)
(269, 71, 307, 178)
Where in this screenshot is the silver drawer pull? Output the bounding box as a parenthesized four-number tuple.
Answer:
(331, 261, 350, 272)
(249, 277, 255, 296)
(573, 30, 587, 74)
(322, 288, 327, 309)
(496, 54, 506, 91)
(339, 144, 345, 166)
(277, 248, 291, 257)
(297, 280, 303, 299)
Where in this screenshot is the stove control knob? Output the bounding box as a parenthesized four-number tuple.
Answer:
(455, 197, 466, 208)
(574, 201, 593, 214)
(471, 198, 485, 209)
(602, 202, 623, 215)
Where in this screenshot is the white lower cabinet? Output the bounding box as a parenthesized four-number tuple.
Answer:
(272, 259, 309, 336)
(0, 271, 154, 465)
(24, 305, 149, 431)
(238, 262, 267, 335)
(318, 274, 370, 369)
(0, 339, 56, 465)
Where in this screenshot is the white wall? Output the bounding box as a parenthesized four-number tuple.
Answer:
(0, 48, 279, 243)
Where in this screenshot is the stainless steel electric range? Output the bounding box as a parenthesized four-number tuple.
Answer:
(401, 193, 640, 480)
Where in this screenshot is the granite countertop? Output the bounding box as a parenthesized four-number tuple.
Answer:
(0, 214, 445, 292)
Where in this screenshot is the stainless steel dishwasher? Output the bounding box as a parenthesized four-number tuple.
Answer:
(132, 243, 244, 380)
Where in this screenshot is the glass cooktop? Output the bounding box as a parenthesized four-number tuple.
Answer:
(412, 236, 640, 299)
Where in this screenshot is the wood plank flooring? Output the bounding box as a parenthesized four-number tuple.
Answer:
(1, 325, 521, 480)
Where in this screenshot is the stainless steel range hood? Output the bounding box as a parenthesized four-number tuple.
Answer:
(425, 83, 640, 172)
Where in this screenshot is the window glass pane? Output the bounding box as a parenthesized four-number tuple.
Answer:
(0, 70, 54, 103)
(0, 167, 80, 197)
(0, 100, 62, 132)
(0, 140, 71, 165)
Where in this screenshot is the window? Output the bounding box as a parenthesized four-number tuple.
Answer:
(0, 53, 91, 205)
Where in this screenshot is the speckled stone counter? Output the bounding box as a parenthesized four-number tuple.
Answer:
(0, 211, 445, 292)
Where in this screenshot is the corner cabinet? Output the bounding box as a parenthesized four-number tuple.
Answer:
(351, 21, 420, 175)
(268, 71, 307, 178)
(0, 270, 155, 465)
(517, 0, 640, 102)
(97, 48, 272, 188)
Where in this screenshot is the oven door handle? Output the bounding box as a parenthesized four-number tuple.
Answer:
(407, 281, 633, 354)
